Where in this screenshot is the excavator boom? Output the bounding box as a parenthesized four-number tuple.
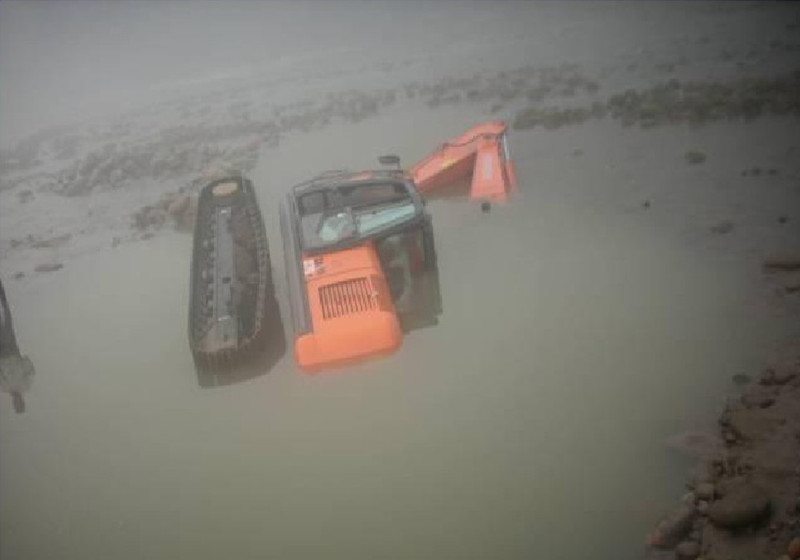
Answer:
(409, 121, 518, 203)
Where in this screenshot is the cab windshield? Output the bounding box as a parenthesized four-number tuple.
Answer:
(298, 182, 416, 250)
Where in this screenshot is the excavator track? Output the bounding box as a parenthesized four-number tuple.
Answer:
(188, 175, 279, 383)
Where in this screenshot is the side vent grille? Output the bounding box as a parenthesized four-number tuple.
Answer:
(319, 278, 376, 319)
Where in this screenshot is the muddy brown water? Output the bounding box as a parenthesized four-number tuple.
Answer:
(3, 3, 799, 559)
(1, 108, 785, 560)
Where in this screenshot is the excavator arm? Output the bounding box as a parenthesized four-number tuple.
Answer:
(409, 121, 518, 203)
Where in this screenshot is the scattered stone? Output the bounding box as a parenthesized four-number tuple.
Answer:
(760, 366, 798, 386)
(513, 106, 591, 130)
(647, 503, 695, 549)
(34, 262, 63, 273)
(779, 216, 789, 224)
(777, 273, 800, 294)
(707, 482, 771, 529)
(30, 233, 71, 249)
(572, 148, 584, 156)
(695, 482, 715, 501)
(710, 220, 734, 234)
(742, 383, 779, 408)
(685, 151, 707, 165)
(167, 194, 190, 217)
(788, 536, 800, 559)
(12, 272, 25, 280)
(697, 500, 709, 516)
(643, 200, 651, 209)
(132, 204, 167, 231)
(17, 189, 34, 204)
(763, 252, 800, 272)
(675, 540, 701, 560)
(732, 373, 751, 385)
(175, 197, 198, 232)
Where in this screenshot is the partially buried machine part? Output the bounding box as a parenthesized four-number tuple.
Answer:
(409, 120, 518, 203)
(188, 175, 284, 386)
(280, 168, 442, 373)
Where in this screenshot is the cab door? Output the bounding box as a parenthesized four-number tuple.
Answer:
(375, 217, 442, 332)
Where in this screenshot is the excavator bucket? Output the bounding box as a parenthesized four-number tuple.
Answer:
(410, 121, 517, 203)
(470, 131, 517, 203)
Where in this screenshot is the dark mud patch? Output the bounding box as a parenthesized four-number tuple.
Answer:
(514, 69, 800, 132)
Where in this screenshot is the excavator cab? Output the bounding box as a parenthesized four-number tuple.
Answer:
(280, 170, 441, 372)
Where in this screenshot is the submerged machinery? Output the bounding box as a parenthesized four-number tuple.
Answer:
(188, 121, 517, 377)
(280, 169, 442, 372)
(188, 175, 282, 385)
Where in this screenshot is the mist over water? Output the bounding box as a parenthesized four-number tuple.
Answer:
(2, 2, 799, 560)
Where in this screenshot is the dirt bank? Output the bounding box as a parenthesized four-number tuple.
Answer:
(649, 256, 800, 560)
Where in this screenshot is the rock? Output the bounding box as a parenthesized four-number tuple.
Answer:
(710, 220, 734, 234)
(675, 540, 701, 560)
(742, 384, 779, 408)
(34, 262, 63, 273)
(647, 503, 695, 549)
(732, 373, 751, 385)
(760, 366, 798, 386)
(167, 194, 190, 217)
(777, 272, 800, 293)
(723, 430, 738, 445)
(788, 537, 800, 559)
(156, 192, 178, 211)
(176, 197, 197, 232)
(685, 151, 707, 165)
(31, 233, 71, 249)
(764, 252, 800, 271)
(728, 407, 776, 441)
(132, 204, 166, 231)
(707, 482, 770, 529)
(695, 482, 715, 501)
(12, 272, 25, 280)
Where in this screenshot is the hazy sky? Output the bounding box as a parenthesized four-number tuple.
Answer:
(0, 0, 468, 146)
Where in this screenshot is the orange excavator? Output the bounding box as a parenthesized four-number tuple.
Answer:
(279, 121, 517, 373)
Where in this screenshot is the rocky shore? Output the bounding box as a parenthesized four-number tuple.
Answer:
(649, 254, 800, 560)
